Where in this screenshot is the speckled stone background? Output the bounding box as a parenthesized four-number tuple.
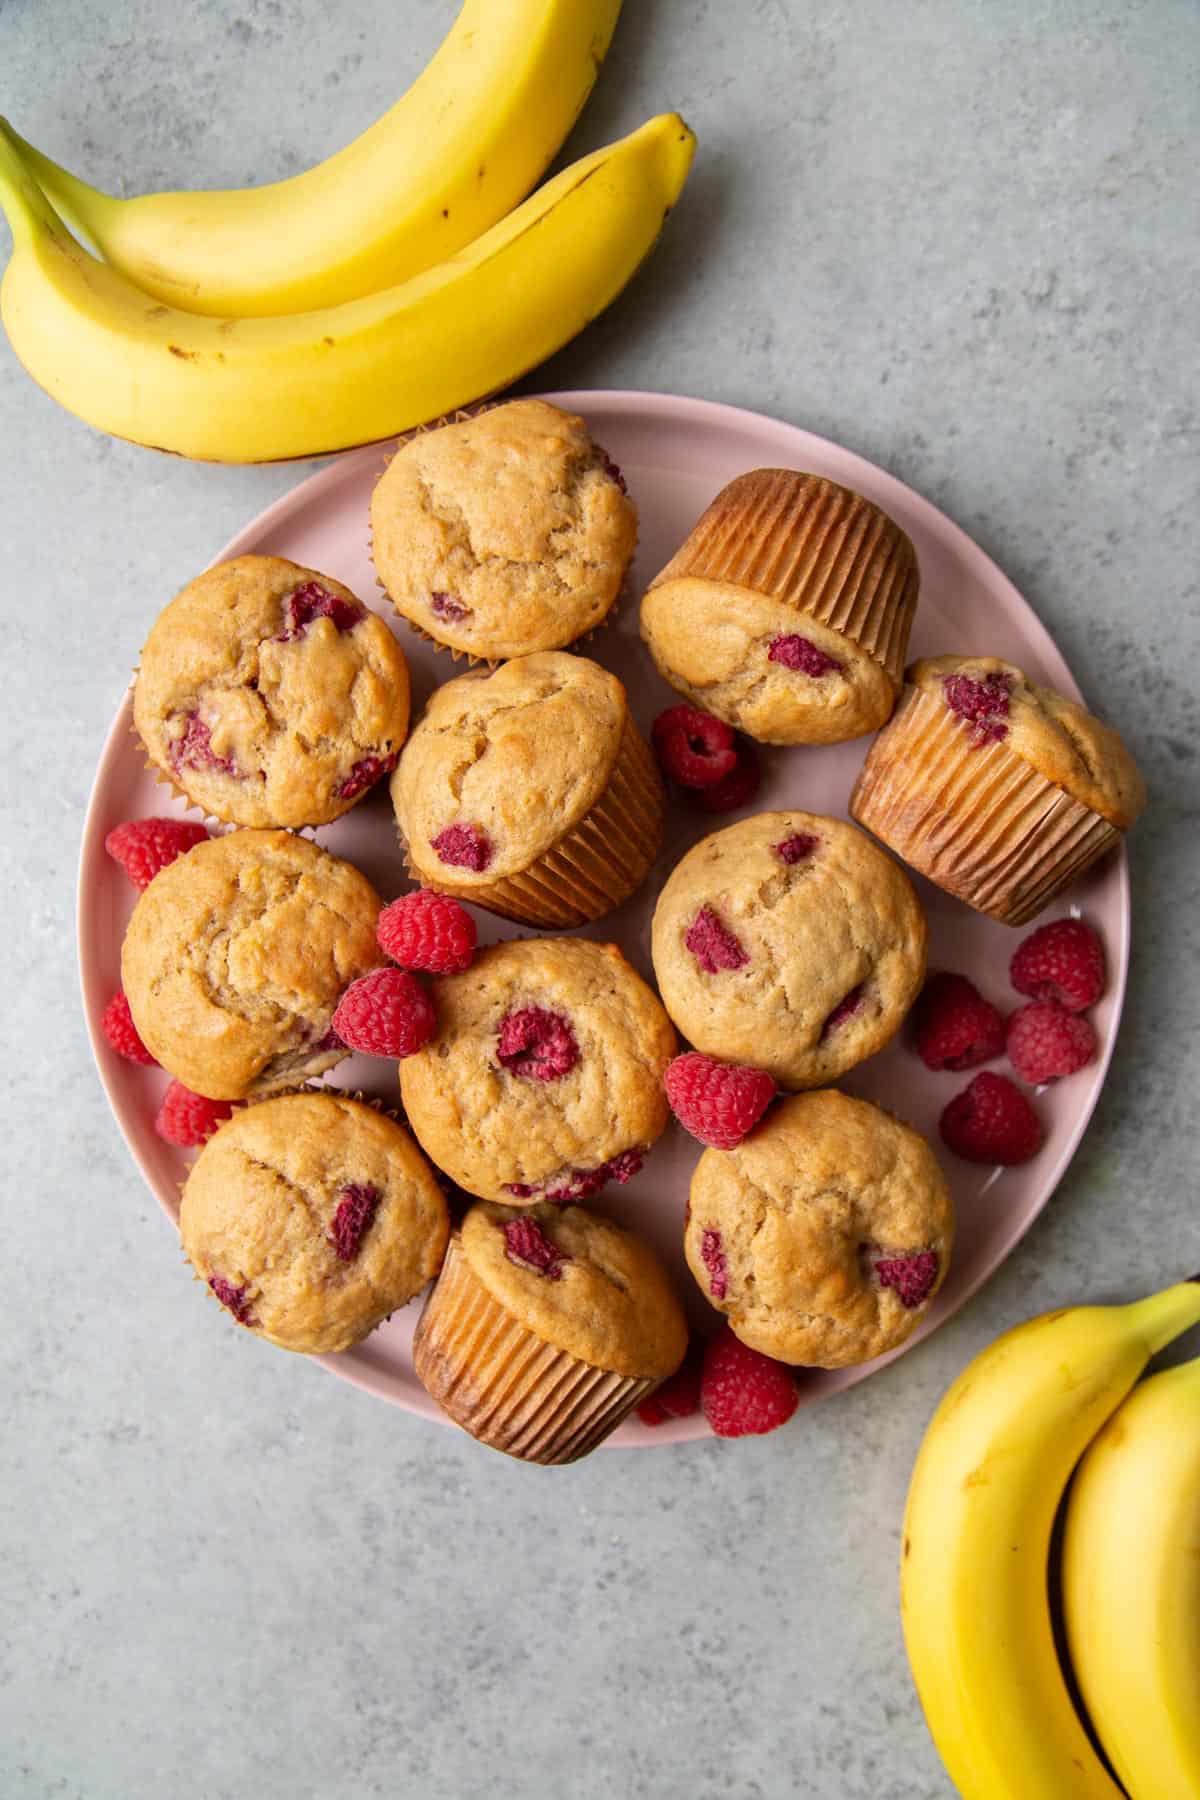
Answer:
(2, 2, 1198, 1795)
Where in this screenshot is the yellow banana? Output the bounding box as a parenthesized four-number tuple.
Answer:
(1062, 1354, 1200, 1800)
(0, 114, 694, 463)
(900, 1279, 1200, 1799)
(9, 0, 622, 315)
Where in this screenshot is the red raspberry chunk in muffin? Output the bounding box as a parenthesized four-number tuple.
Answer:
(431, 823, 493, 872)
(775, 832, 819, 864)
(497, 1008, 580, 1081)
(943, 670, 1013, 745)
(685, 905, 749, 973)
(334, 753, 397, 801)
(821, 983, 865, 1038)
(874, 1251, 939, 1309)
(502, 1216, 570, 1280)
(208, 1274, 256, 1325)
(430, 591, 470, 621)
(279, 580, 365, 639)
(172, 713, 237, 777)
(503, 1149, 643, 1204)
(328, 1184, 381, 1262)
(768, 634, 842, 677)
(700, 1228, 729, 1299)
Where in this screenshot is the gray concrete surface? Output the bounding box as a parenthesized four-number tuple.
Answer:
(2, 2, 1198, 1795)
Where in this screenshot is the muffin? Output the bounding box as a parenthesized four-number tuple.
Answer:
(850, 655, 1146, 926)
(685, 1089, 953, 1368)
(121, 829, 382, 1100)
(369, 398, 637, 660)
(414, 1201, 688, 1463)
(640, 469, 918, 744)
(650, 811, 926, 1089)
(391, 651, 664, 927)
(133, 554, 410, 828)
(398, 937, 676, 1202)
(180, 1092, 449, 1355)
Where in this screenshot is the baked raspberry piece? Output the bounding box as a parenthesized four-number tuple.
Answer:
(821, 984, 865, 1038)
(328, 1183, 381, 1262)
(940, 1071, 1043, 1165)
(700, 1326, 799, 1438)
(208, 1274, 255, 1326)
(504, 1149, 643, 1204)
(695, 741, 761, 813)
(874, 1251, 939, 1309)
(502, 1215, 570, 1280)
(100, 990, 157, 1065)
(913, 971, 1006, 1071)
(943, 670, 1012, 746)
(431, 823, 492, 872)
(430, 592, 470, 621)
(497, 1008, 580, 1081)
(171, 713, 237, 776)
(334, 753, 397, 801)
(279, 580, 365, 639)
(332, 968, 437, 1058)
(700, 1228, 729, 1298)
(377, 889, 476, 974)
(768, 634, 843, 678)
(651, 704, 738, 789)
(776, 832, 819, 864)
(1010, 917, 1105, 1013)
(598, 450, 628, 495)
(155, 1081, 235, 1147)
(1006, 1001, 1096, 1085)
(636, 1342, 703, 1425)
(105, 817, 209, 890)
(665, 1051, 775, 1150)
(685, 905, 749, 973)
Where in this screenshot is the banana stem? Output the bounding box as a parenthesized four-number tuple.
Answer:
(4, 127, 111, 247)
(0, 119, 59, 248)
(1125, 1279, 1200, 1354)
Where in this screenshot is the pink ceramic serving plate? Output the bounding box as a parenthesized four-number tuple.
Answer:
(79, 390, 1129, 1446)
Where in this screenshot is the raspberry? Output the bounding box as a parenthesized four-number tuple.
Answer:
(940, 1071, 1043, 1165)
(943, 671, 1012, 746)
(651, 704, 738, 789)
(104, 817, 209, 889)
(208, 1274, 255, 1326)
(1006, 1001, 1096, 1085)
(685, 905, 749, 973)
(430, 591, 469, 621)
(100, 990, 157, 1065)
(377, 889, 476, 974)
(700, 1228, 729, 1298)
(155, 1081, 235, 1147)
(637, 1343, 703, 1425)
(913, 971, 1006, 1071)
(431, 823, 492, 872)
(334, 753, 397, 801)
(665, 1052, 774, 1150)
(497, 1008, 580, 1081)
(776, 832, 819, 864)
(700, 1326, 799, 1438)
(333, 968, 436, 1058)
(821, 984, 865, 1037)
(874, 1251, 939, 1309)
(503, 1149, 643, 1203)
(328, 1183, 381, 1261)
(695, 741, 762, 813)
(279, 580, 364, 639)
(502, 1216, 570, 1280)
(768, 634, 842, 677)
(172, 713, 237, 776)
(1010, 917, 1105, 1013)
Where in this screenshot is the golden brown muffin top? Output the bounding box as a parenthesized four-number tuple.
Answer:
(460, 1201, 688, 1380)
(909, 655, 1145, 829)
(685, 1089, 953, 1368)
(180, 1093, 448, 1356)
(121, 829, 382, 1100)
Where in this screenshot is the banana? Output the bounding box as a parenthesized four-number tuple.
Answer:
(9, 0, 622, 315)
(1062, 1354, 1200, 1800)
(0, 113, 694, 463)
(900, 1279, 1200, 1799)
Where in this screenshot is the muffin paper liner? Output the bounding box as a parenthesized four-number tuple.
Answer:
(413, 1233, 656, 1464)
(849, 684, 1122, 926)
(648, 469, 917, 687)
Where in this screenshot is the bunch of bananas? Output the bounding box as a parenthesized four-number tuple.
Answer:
(0, 0, 695, 461)
(901, 1278, 1200, 1799)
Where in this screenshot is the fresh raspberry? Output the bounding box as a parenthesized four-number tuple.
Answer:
(278, 580, 364, 639)
(1010, 917, 1105, 1013)
(700, 1228, 729, 1298)
(155, 1081, 235, 1147)
(685, 905, 749, 973)
(171, 713, 237, 776)
(430, 591, 470, 621)
(378, 889, 476, 974)
(334, 753, 397, 801)
(104, 817, 209, 889)
(328, 1183, 381, 1262)
(497, 1007, 580, 1081)
(651, 705, 738, 789)
(332, 968, 436, 1058)
(874, 1251, 939, 1309)
(431, 823, 492, 872)
(700, 1326, 799, 1438)
(821, 984, 865, 1038)
(637, 1343, 703, 1425)
(695, 741, 762, 813)
(768, 634, 842, 677)
(665, 1052, 775, 1150)
(913, 971, 1006, 1071)
(100, 990, 157, 1065)
(1006, 1001, 1096, 1085)
(776, 832, 820, 864)
(943, 671, 1012, 745)
(208, 1274, 255, 1326)
(502, 1216, 570, 1280)
(940, 1071, 1043, 1165)
(503, 1149, 643, 1203)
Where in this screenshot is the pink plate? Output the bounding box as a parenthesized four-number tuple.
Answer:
(79, 390, 1129, 1446)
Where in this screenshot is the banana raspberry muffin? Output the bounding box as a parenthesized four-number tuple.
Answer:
(850, 655, 1146, 925)
(398, 937, 675, 1203)
(651, 811, 926, 1089)
(391, 651, 663, 927)
(640, 469, 918, 745)
(133, 554, 410, 828)
(180, 1093, 449, 1355)
(369, 399, 637, 660)
(685, 1089, 953, 1367)
(121, 829, 382, 1100)
(414, 1200, 688, 1463)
